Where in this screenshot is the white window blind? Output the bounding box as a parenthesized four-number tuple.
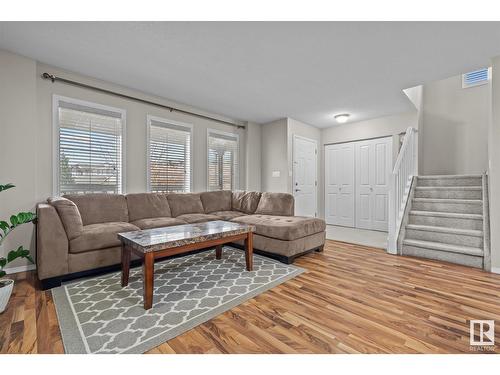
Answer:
(55, 98, 124, 195)
(148, 118, 192, 192)
(207, 130, 239, 191)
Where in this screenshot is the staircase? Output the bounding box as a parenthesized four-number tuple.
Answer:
(400, 175, 489, 269)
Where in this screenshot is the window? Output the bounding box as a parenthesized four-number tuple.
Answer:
(53, 96, 125, 195)
(462, 67, 491, 88)
(147, 116, 192, 192)
(207, 129, 239, 191)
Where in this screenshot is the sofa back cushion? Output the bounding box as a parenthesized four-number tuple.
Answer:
(126, 193, 171, 221)
(200, 191, 232, 213)
(167, 193, 205, 217)
(64, 193, 129, 225)
(255, 192, 294, 216)
(47, 197, 83, 240)
(232, 191, 262, 214)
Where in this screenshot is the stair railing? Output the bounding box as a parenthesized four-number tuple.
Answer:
(388, 127, 417, 254)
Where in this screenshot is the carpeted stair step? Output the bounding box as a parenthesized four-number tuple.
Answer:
(417, 175, 482, 187)
(411, 198, 483, 214)
(414, 186, 482, 199)
(405, 224, 484, 248)
(402, 239, 484, 268)
(408, 210, 483, 230)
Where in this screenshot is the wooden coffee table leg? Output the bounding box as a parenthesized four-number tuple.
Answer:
(215, 244, 223, 260)
(121, 244, 131, 287)
(143, 252, 155, 310)
(244, 232, 253, 271)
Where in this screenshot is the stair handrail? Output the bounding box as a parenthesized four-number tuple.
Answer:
(388, 127, 417, 254)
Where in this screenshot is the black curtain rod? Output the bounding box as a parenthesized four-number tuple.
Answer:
(41, 73, 245, 129)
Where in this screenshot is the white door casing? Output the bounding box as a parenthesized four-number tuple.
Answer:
(293, 135, 317, 217)
(325, 143, 355, 226)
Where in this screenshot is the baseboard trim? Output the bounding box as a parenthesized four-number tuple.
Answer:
(491, 267, 500, 275)
(4, 264, 37, 275)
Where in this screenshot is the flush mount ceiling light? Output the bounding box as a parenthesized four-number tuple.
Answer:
(334, 114, 350, 124)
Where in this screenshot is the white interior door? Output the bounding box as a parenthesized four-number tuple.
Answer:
(355, 140, 373, 230)
(293, 135, 317, 217)
(325, 143, 355, 226)
(371, 137, 392, 231)
(355, 137, 392, 231)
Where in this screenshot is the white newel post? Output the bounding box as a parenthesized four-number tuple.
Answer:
(387, 127, 417, 255)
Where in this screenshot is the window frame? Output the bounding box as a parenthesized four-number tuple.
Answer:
(52, 94, 127, 196)
(146, 115, 194, 193)
(206, 128, 240, 191)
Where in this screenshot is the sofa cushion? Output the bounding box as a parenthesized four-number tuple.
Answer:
(127, 193, 171, 221)
(131, 217, 187, 230)
(69, 222, 140, 253)
(231, 214, 325, 241)
(175, 213, 220, 224)
(167, 193, 205, 217)
(232, 191, 262, 214)
(200, 191, 232, 213)
(211, 210, 247, 221)
(48, 197, 83, 240)
(255, 192, 294, 216)
(64, 194, 129, 225)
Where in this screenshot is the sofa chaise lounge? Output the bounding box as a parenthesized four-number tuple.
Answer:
(36, 190, 326, 288)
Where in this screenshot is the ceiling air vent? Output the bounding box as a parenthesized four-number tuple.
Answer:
(462, 67, 491, 88)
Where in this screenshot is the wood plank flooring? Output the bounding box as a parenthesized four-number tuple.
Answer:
(1, 240, 500, 354)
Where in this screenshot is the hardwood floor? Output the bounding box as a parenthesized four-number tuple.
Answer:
(2, 239, 500, 354)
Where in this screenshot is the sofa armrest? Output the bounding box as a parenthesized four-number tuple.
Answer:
(36, 203, 69, 280)
(254, 192, 295, 216)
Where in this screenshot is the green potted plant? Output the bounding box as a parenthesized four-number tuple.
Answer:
(0, 183, 36, 313)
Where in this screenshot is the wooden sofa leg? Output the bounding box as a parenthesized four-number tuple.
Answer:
(315, 245, 324, 252)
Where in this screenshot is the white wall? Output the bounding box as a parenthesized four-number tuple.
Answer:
(245, 121, 262, 191)
(489, 56, 500, 273)
(420, 74, 490, 175)
(0, 50, 38, 271)
(261, 119, 288, 192)
(0, 49, 261, 270)
(320, 111, 417, 218)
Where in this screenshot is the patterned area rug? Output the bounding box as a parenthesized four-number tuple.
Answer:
(52, 246, 304, 354)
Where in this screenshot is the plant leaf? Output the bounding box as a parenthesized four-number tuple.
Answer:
(0, 257, 6, 268)
(0, 270, 6, 278)
(0, 221, 9, 232)
(7, 250, 18, 263)
(0, 183, 15, 193)
(10, 215, 18, 227)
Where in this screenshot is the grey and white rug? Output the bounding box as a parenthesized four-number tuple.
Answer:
(52, 246, 304, 354)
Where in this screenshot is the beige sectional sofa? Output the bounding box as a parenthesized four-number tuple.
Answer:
(36, 190, 326, 289)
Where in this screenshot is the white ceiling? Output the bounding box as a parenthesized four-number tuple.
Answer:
(1, 22, 500, 128)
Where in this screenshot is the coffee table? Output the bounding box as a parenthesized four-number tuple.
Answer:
(118, 220, 255, 310)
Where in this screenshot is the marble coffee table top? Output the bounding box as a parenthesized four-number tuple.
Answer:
(118, 220, 255, 253)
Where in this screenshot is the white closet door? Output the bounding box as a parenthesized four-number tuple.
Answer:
(371, 137, 392, 231)
(355, 137, 392, 231)
(355, 140, 373, 230)
(325, 143, 355, 227)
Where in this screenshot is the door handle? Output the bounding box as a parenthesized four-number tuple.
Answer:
(370, 187, 373, 191)
(295, 189, 301, 192)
